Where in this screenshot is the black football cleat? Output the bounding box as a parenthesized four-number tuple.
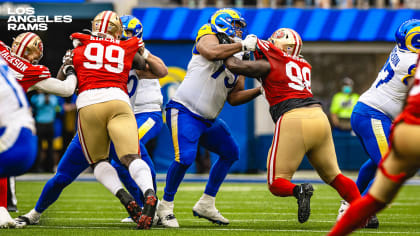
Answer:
(116, 189, 142, 224)
(365, 214, 379, 229)
(137, 189, 157, 230)
(294, 183, 314, 223)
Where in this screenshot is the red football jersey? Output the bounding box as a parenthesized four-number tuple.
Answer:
(71, 33, 143, 94)
(254, 39, 313, 107)
(0, 41, 51, 92)
(396, 53, 420, 124)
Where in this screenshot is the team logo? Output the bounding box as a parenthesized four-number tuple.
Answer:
(7, 7, 72, 31)
(273, 30, 285, 39)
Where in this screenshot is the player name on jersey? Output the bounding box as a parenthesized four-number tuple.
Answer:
(88, 36, 121, 44)
(0, 49, 29, 72)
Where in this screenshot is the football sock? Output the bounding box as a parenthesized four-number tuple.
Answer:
(35, 174, 68, 213)
(128, 159, 154, 195)
(112, 160, 143, 205)
(328, 194, 386, 236)
(0, 178, 7, 208)
(163, 161, 189, 202)
(139, 145, 157, 192)
(269, 178, 296, 197)
(204, 157, 236, 197)
(356, 159, 377, 195)
(94, 161, 124, 195)
(330, 174, 361, 203)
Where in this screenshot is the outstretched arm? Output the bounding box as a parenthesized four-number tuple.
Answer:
(225, 56, 271, 78)
(29, 75, 77, 97)
(196, 34, 243, 61)
(227, 75, 262, 106)
(33, 50, 77, 97)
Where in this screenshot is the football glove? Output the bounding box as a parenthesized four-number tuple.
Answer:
(62, 50, 75, 76)
(241, 34, 257, 51)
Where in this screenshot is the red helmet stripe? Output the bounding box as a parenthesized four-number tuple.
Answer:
(100, 11, 113, 34)
(16, 33, 36, 58)
(290, 30, 301, 57)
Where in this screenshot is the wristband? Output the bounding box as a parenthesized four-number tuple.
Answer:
(142, 48, 150, 60)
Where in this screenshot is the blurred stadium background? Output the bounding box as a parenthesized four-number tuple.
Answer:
(1, 0, 419, 175)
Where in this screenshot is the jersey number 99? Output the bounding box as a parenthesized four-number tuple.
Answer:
(83, 43, 125, 73)
(286, 61, 311, 93)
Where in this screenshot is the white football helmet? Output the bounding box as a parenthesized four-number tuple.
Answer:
(268, 28, 302, 57)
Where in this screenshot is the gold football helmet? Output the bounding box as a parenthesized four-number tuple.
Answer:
(268, 28, 302, 57)
(11, 32, 44, 64)
(91, 10, 123, 39)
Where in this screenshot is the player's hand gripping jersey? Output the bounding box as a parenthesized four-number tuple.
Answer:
(171, 24, 241, 120)
(71, 33, 143, 95)
(359, 46, 418, 120)
(0, 41, 51, 92)
(254, 39, 319, 121)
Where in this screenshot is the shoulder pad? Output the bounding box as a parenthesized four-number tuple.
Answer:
(195, 24, 216, 42)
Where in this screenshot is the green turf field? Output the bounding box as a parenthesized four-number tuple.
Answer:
(2, 181, 420, 235)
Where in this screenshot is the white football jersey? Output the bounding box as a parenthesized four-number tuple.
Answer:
(172, 53, 241, 120)
(0, 57, 35, 151)
(127, 70, 163, 114)
(359, 46, 418, 120)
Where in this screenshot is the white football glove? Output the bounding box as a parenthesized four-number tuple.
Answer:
(142, 48, 150, 60)
(241, 34, 257, 51)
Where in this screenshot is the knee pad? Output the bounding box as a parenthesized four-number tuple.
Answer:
(119, 154, 140, 168)
(178, 151, 196, 166)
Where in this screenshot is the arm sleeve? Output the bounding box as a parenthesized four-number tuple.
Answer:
(29, 74, 77, 97)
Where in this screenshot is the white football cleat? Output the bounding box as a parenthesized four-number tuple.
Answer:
(120, 216, 134, 223)
(14, 208, 40, 226)
(0, 207, 17, 228)
(156, 199, 179, 228)
(192, 194, 229, 225)
(336, 200, 349, 221)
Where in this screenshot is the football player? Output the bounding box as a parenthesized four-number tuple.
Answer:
(110, 15, 167, 223)
(156, 8, 261, 228)
(329, 51, 420, 236)
(69, 10, 159, 229)
(15, 13, 168, 229)
(0, 56, 37, 228)
(224, 28, 361, 224)
(0, 33, 76, 96)
(336, 19, 420, 228)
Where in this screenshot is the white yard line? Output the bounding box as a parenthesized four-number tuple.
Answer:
(32, 225, 420, 234)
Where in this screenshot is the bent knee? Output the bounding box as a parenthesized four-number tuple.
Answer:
(220, 145, 240, 162)
(177, 151, 196, 166)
